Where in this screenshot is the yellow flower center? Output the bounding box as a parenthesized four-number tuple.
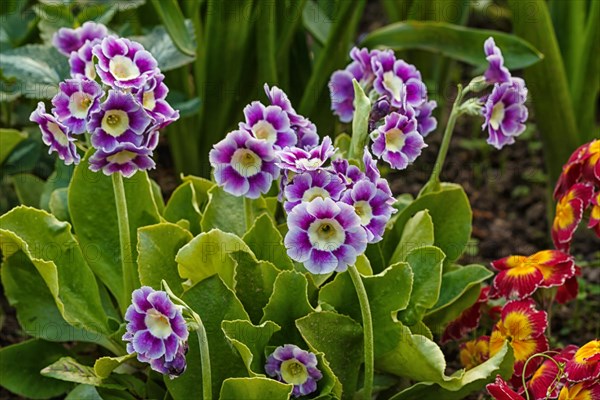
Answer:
(383, 71, 404, 101)
(252, 120, 277, 144)
(144, 308, 173, 339)
(102, 110, 130, 137)
(385, 128, 406, 152)
(47, 122, 69, 146)
(308, 219, 345, 251)
(109, 55, 141, 81)
(231, 148, 262, 177)
(354, 200, 373, 225)
(107, 150, 137, 164)
(490, 102, 505, 130)
(280, 359, 308, 385)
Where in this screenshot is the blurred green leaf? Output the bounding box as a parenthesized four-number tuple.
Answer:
(48, 187, 70, 222)
(0, 128, 27, 164)
(133, 21, 196, 71)
(12, 173, 44, 207)
(150, 0, 195, 56)
(219, 377, 293, 400)
(348, 79, 371, 159)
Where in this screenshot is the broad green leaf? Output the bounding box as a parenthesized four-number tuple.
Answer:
(348, 80, 371, 159)
(149, 1, 195, 56)
(296, 311, 364, 399)
(0, 206, 109, 334)
(362, 21, 543, 69)
(94, 354, 136, 379)
(65, 385, 103, 400)
(137, 222, 192, 296)
(221, 320, 281, 376)
(233, 251, 280, 323)
(390, 343, 514, 399)
(390, 210, 434, 264)
(40, 160, 74, 211)
(425, 285, 482, 333)
(261, 270, 315, 346)
(398, 246, 445, 326)
(0, 339, 71, 399)
(163, 181, 203, 235)
(68, 150, 161, 308)
(242, 213, 294, 270)
(383, 183, 471, 267)
(166, 275, 249, 399)
(12, 173, 45, 207)
(48, 188, 70, 222)
(0, 128, 27, 163)
(41, 357, 137, 391)
(176, 228, 253, 288)
(219, 377, 293, 400)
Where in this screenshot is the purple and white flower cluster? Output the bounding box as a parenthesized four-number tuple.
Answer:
(209, 86, 397, 275)
(329, 47, 434, 170)
(30, 22, 179, 177)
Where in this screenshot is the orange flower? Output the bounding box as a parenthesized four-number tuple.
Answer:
(565, 340, 600, 383)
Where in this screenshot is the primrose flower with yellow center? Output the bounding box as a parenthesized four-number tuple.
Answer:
(265, 344, 322, 397)
(490, 250, 575, 300)
(565, 340, 600, 383)
(29, 102, 80, 165)
(241, 101, 297, 149)
(371, 110, 426, 170)
(134, 73, 179, 130)
(526, 345, 577, 399)
(588, 191, 600, 237)
(372, 49, 427, 108)
(69, 38, 101, 81)
(489, 299, 548, 377)
(459, 336, 490, 370)
(552, 183, 594, 252)
(558, 381, 600, 400)
(283, 170, 345, 213)
(89, 142, 155, 178)
(51, 78, 103, 134)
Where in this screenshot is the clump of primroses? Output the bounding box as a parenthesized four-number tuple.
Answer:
(30, 22, 179, 177)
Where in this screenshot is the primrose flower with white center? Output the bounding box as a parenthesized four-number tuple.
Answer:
(89, 142, 156, 178)
(284, 197, 367, 274)
(284, 170, 345, 213)
(209, 129, 280, 198)
(265, 344, 322, 397)
(93, 36, 158, 89)
(372, 50, 427, 108)
(482, 77, 528, 150)
(51, 78, 103, 134)
(483, 37, 511, 84)
(53, 21, 108, 56)
(88, 90, 152, 152)
(277, 136, 336, 173)
(240, 101, 297, 149)
(69, 38, 101, 81)
(331, 158, 366, 190)
(29, 102, 80, 165)
(122, 287, 188, 377)
(371, 110, 426, 170)
(134, 73, 179, 130)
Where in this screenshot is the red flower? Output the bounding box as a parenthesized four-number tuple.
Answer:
(558, 380, 600, 400)
(526, 346, 577, 399)
(442, 286, 490, 343)
(565, 339, 600, 383)
(555, 266, 581, 304)
(554, 139, 600, 200)
(552, 183, 594, 252)
(487, 375, 524, 400)
(588, 191, 600, 238)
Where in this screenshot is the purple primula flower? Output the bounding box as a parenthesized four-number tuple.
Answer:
(414, 100, 438, 137)
(372, 50, 427, 108)
(264, 84, 319, 149)
(277, 136, 336, 173)
(331, 158, 365, 190)
(93, 36, 158, 89)
(482, 77, 528, 149)
(30, 102, 80, 165)
(241, 101, 296, 149)
(209, 129, 280, 199)
(284, 197, 367, 274)
(134, 73, 179, 130)
(89, 142, 155, 178)
(122, 287, 188, 377)
(265, 344, 322, 398)
(363, 148, 394, 198)
(51, 78, 103, 134)
(88, 90, 152, 151)
(284, 170, 345, 213)
(150, 342, 188, 379)
(53, 21, 108, 56)
(370, 110, 426, 170)
(69, 38, 101, 80)
(484, 37, 511, 84)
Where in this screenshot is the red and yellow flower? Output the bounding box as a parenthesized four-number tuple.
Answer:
(526, 346, 577, 399)
(491, 250, 575, 300)
(554, 139, 600, 200)
(558, 380, 600, 400)
(442, 286, 490, 343)
(489, 299, 548, 377)
(460, 336, 490, 370)
(552, 183, 594, 252)
(556, 266, 581, 304)
(587, 191, 600, 238)
(565, 339, 600, 383)
(487, 375, 524, 400)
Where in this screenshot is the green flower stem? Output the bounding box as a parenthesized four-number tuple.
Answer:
(112, 173, 135, 314)
(348, 266, 374, 400)
(521, 352, 563, 400)
(243, 197, 253, 231)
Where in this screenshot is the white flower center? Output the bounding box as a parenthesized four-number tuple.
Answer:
(383, 71, 404, 101)
(68, 92, 93, 119)
(144, 308, 173, 339)
(231, 148, 262, 177)
(109, 55, 141, 81)
(296, 158, 322, 170)
(107, 150, 137, 164)
(102, 110, 130, 137)
(85, 62, 97, 80)
(385, 128, 406, 152)
(353, 200, 373, 225)
(47, 122, 69, 146)
(490, 102, 505, 130)
(252, 120, 277, 144)
(143, 90, 156, 111)
(280, 359, 308, 385)
(302, 187, 329, 202)
(308, 218, 345, 251)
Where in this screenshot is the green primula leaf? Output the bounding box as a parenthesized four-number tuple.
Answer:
(296, 311, 364, 399)
(390, 342, 514, 399)
(0, 128, 27, 164)
(233, 251, 280, 323)
(362, 21, 543, 69)
(219, 377, 293, 400)
(176, 228, 253, 288)
(40, 160, 74, 211)
(242, 213, 294, 270)
(137, 222, 192, 296)
(424, 285, 482, 334)
(148, 1, 196, 56)
(68, 150, 161, 308)
(384, 183, 472, 267)
(65, 385, 103, 400)
(163, 181, 203, 236)
(41, 357, 112, 388)
(166, 275, 249, 399)
(390, 210, 434, 264)
(261, 270, 315, 346)
(49, 188, 70, 222)
(222, 320, 281, 376)
(0, 206, 109, 335)
(0, 339, 71, 399)
(12, 173, 45, 207)
(398, 246, 445, 326)
(348, 79, 371, 159)
(94, 354, 136, 379)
